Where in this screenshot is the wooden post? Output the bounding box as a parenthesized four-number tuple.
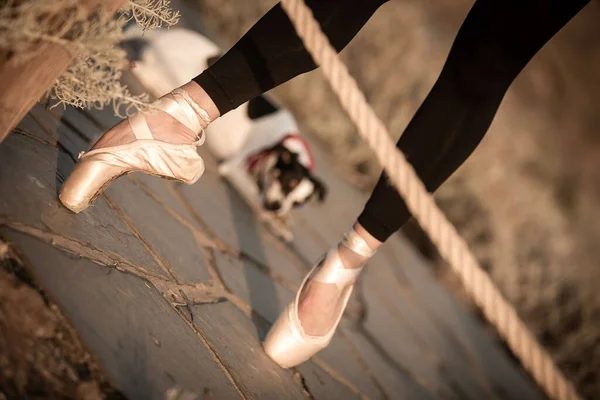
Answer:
(0, 0, 125, 144)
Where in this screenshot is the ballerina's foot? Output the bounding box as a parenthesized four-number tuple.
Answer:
(297, 243, 369, 336)
(263, 230, 376, 368)
(59, 84, 214, 214)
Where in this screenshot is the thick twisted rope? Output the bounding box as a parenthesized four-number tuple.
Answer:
(279, 1, 581, 399)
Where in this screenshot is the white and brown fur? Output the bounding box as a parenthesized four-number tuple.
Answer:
(123, 26, 327, 216)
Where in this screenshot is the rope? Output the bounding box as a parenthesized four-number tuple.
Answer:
(279, 1, 581, 399)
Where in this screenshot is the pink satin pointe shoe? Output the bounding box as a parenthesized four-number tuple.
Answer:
(59, 88, 210, 213)
(263, 229, 375, 368)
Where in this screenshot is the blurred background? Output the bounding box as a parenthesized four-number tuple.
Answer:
(189, 0, 600, 397)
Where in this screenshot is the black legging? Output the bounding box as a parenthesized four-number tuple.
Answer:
(194, 0, 590, 242)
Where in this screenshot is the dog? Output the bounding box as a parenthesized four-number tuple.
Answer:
(123, 27, 328, 219)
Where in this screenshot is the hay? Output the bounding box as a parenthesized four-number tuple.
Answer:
(0, 0, 180, 116)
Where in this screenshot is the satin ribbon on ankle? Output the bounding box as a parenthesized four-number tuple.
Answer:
(128, 88, 211, 144)
(341, 229, 376, 258)
(310, 229, 375, 289)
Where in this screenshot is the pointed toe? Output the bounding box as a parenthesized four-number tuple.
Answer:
(263, 304, 330, 368)
(262, 229, 375, 369)
(59, 160, 125, 213)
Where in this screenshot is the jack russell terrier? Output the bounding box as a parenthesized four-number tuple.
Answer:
(123, 27, 328, 239)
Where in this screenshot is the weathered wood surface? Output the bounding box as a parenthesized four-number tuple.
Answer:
(0, 99, 546, 399)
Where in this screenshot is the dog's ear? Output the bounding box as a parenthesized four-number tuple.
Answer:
(121, 37, 148, 62)
(310, 176, 328, 203)
(273, 145, 295, 165)
(281, 149, 293, 165)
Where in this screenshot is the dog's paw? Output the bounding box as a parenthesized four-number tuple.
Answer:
(217, 162, 232, 177)
(259, 212, 294, 242)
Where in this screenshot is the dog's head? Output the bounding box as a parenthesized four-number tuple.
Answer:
(252, 144, 327, 216)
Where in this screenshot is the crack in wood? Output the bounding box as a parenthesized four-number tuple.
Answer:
(0, 221, 231, 306)
(1, 220, 163, 278)
(351, 284, 444, 398)
(173, 307, 249, 400)
(292, 369, 316, 400)
(11, 127, 57, 147)
(102, 193, 179, 282)
(27, 112, 80, 162)
(167, 181, 301, 293)
(337, 330, 389, 400)
(310, 357, 371, 400)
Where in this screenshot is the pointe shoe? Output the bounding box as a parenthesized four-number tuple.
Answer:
(263, 229, 375, 368)
(59, 88, 210, 213)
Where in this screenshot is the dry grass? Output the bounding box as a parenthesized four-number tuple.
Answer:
(0, 0, 181, 116)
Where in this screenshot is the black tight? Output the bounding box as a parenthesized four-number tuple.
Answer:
(194, 0, 388, 112)
(194, 0, 590, 242)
